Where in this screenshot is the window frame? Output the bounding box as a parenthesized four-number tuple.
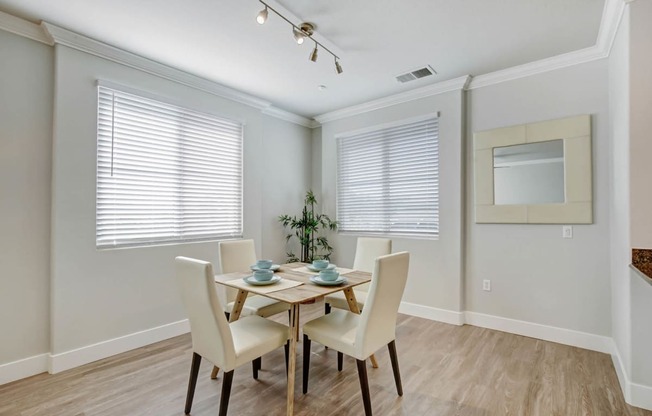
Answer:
(95, 80, 245, 249)
(335, 113, 440, 240)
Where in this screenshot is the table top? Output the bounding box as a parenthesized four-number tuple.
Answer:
(214, 262, 371, 305)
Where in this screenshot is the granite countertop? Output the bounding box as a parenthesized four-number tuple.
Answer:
(632, 248, 652, 284)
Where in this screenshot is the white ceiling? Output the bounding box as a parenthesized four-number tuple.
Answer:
(0, 0, 605, 118)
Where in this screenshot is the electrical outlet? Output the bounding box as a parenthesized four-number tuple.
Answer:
(482, 279, 491, 292)
(562, 225, 573, 239)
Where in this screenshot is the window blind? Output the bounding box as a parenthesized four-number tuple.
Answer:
(96, 85, 243, 249)
(337, 116, 439, 237)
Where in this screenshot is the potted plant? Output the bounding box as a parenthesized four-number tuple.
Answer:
(278, 190, 338, 263)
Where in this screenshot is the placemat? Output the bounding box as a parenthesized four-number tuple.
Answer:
(295, 266, 355, 275)
(225, 276, 304, 294)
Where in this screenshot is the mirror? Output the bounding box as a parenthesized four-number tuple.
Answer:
(474, 115, 592, 224)
(493, 140, 564, 205)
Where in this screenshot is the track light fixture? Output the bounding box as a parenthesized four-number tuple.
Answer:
(335, 59, 343, 74)
(293, 27, 305, 44)
(256, 0, 343, 74)
(256, 6, 268, 24)
(309, 43, 318, 62)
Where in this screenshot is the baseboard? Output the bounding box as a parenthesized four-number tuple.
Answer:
(611, 341, 652, 411)
(49, 319, 189, 374)
(630, 381, 652, 411)
(464, 311, 613, 354)
(0, 353, 49, 385)
(399, 301, 465, 326)
(611, 342, 631, 401)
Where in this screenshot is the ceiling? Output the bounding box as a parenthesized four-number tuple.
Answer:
(0, 0, 606, 118)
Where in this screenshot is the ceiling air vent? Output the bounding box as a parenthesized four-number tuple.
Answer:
(395, 65, 437, 83)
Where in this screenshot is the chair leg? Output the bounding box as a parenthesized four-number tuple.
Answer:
(388, 340, 403, 396)
(284, 341, 289, 376)
(184, 352, 201, 415)
(252, 357, 261, 380)
(337, 351, 343, 372)
(356, 359, 373, 416)
(302, 334, 311, 394)
(323, 303, 330, 349)
(219, 370, 234, 416)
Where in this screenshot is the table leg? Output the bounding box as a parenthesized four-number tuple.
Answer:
(343, 287, 379, 369)
(211, 289, 249, 379)
(286, 304, 299, 416)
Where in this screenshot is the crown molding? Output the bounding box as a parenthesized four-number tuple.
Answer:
(468, 0, 628, 90)
(314, 75, 470, 124)
(467, 45, 607, 90)
(597, 0, 628, 55)
(0, 10, 52, 45)
(42, 22, 274, 111)
(262, 106, 317, 128)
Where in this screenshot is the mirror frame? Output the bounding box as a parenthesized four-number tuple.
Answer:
(473, 114, 593, 224)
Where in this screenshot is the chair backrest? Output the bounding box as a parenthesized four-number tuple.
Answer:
(353, 237, 392, 292)
(355, 252, 409, 359)
(175, 256, 236, 369)
(218, 239, 258, 305)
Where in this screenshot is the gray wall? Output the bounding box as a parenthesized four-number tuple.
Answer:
(466, 60, 612, 336)
(47, 45, 312, 355)
(0, 30, 52, 364)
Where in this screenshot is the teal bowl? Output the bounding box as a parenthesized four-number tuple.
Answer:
(253, 269, 274, 281)
(319, 270, 339, 282)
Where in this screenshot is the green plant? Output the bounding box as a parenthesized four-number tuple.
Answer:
(279, 190, 338, 263)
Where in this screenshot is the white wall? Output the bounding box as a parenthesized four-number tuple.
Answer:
(319, 91, 465, 314)
(626, 0, 652, 406)
(629, 0, 652, 249)
(49, 44, 311, 356)
(466, 60, 612, 336)
(608, 4, 631, 380)
(630, 269, 652, 392)
(260, 115, 312, 263)
(0, 31, 52, 365)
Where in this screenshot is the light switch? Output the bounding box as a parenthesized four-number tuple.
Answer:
(562, 225, 573, 239)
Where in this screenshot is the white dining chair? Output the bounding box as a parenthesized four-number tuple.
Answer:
(324, 237, 392, 314)
(218, 239, 291, 319)
(214, 239, 291, 378)
(175, 256, 289, 416)
(302, 251, 409, 416)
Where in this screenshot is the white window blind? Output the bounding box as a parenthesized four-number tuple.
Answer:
(337, 116, 439, 238)
(96, 85, 243, 249)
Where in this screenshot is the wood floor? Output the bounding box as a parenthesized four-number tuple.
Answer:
(1, 302, 649, 416)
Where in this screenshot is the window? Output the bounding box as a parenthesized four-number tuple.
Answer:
(96, 83, 243, 249)
(337, 115, 439, 238)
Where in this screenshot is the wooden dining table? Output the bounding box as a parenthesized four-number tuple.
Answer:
(213, 262, 376, 416)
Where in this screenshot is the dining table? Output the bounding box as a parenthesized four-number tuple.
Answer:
(213, 262, 376, 416)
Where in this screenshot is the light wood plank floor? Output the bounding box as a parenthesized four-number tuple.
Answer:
(1, 302, 649, 416)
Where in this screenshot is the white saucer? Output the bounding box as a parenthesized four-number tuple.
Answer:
(243, 275, 282, 286)
(250, 264, 281, 272)
(310, 275, 347, 286)
(307, 264, 336, 272)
